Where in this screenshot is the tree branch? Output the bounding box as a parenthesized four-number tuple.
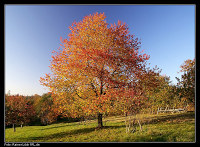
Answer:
(90, 82, 98, 97)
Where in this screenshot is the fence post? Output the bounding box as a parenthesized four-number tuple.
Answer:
(157, 107, 159, 114)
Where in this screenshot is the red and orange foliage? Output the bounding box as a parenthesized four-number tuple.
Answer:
(40, 12, 159, 126)
(5, 94, 35, 126)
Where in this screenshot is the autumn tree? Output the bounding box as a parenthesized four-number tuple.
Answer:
(32, 93, 57, 125)
(32, 94, 42, 119)
(5, 95, 35, 132)
(39, 93, 57, 125)
(40, 12, 159, 128)
(176, 59, 195, 107)
(144, 74, 181, 113)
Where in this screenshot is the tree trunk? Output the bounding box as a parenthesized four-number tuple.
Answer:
(13, 124, 16, 132)
(124, 112, 129, 133)
(137, 119, 143, 132)
(97, 113, 103, 128)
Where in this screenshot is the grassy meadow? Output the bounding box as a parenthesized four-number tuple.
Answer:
(5, 112, 195, 142)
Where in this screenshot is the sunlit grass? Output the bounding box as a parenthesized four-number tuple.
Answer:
(5, 112, 195, 142)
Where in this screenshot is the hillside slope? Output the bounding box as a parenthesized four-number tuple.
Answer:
(5, 112, 195, 142)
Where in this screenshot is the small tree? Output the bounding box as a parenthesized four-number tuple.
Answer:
(175, 59, 195, 111)
(176, 59, 195, 104)
(40, 93, 57, 125)
(5, 95, 35, 132)
(145, 75, 177, 113)
(32, 93, 57, 125)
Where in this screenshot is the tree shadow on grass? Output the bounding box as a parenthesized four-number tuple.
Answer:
(95, 124, 126, 130)
(40, 122, 80, 131)
(18, 127, 93, 142)
(22, 125, 126, 142)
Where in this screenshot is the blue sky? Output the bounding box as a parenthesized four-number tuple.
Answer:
(5, 5, 195, 96)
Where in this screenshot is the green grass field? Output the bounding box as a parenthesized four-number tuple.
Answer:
(5, 112, 195, 142)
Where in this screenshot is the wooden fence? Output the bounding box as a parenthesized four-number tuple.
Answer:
(157, 107, 186, 114)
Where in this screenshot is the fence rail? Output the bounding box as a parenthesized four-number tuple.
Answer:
(157, 107, 186, 114)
